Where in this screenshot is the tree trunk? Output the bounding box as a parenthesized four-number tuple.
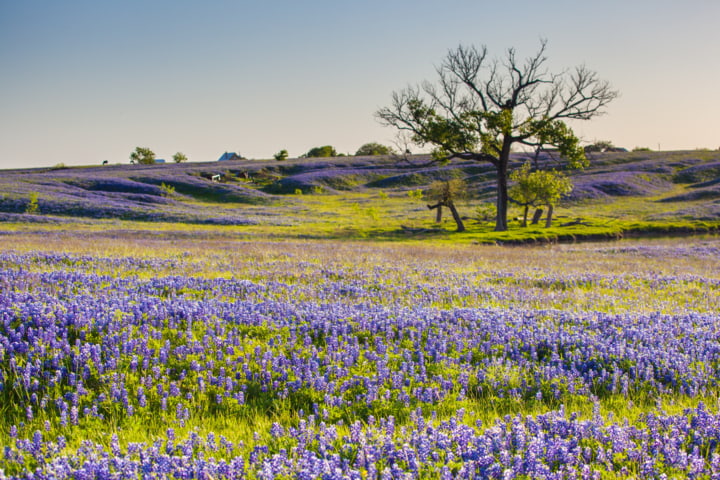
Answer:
(521, 205, 529, 227)
(545, 204, 554, 228)
(427, 203, 443, 223)
(447, 201, 465, 232)
(494, 151, 510, 231)
(531, 208, 544, 225)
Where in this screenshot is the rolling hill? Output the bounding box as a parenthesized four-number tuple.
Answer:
(1, 150, 719, 241)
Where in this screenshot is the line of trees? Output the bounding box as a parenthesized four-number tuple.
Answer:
(294, 142, 396, 159)
(408, 162, 575, 230)
(127, 142, 398, 165)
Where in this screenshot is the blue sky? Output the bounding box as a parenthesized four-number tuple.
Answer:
(1, 0, 718, 168)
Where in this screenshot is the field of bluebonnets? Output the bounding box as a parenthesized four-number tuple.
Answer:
(1, 230, 720, 479)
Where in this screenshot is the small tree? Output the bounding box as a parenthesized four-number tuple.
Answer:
(534, 170, 573, 227)
(509, 162, 539, 227)
(130, 147, 156, 165)
(510, 162, 573, 227)
(173, 152, 188, 163)
(425, 178, 467, 232)
(583, 140, 615, 153)
(304, 145, 337, 158)
(274, 149, 289, 161)
(25, 192, 39, 215)
(355, 142, 394, 156)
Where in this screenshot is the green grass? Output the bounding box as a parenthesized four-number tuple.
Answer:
(1, 161, 719, 252)
(3, 150, 720, 245)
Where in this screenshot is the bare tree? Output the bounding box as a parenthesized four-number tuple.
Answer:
(376, 40, 617, 231)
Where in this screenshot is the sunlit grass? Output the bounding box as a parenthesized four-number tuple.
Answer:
(2, 175, 718, 246)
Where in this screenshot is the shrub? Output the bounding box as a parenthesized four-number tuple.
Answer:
(476, 203, 496, 222)
(355, 142, 394, 156)
(274, 150, 289, 161)
(159, 183, 176, 197)
(304, 145, 337, 158)
(25, 192, 40, 214)
(407, 189, 423, 200)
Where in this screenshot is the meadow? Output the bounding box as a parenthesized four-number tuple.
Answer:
(1, 150, 720, 478)
(1, 231, 720, 479)
(1, 150, 719, 244)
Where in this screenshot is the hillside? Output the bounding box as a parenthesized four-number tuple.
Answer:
(1, 150, 719, 241)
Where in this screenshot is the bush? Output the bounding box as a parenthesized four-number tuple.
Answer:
(159, 183, 176, 197)
(130, 147, 156, 165)
(476, 203, 496, 222)
(25, 192, 39, 214)
(304, 145, 337, 158)
(355, 142, 393, 156)
(407, 189, 423, 200)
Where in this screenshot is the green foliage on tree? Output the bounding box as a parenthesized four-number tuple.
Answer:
(274, 149, 289, 161)
(130, 147, 156, 165)
(424, 178, 467, 232)
(426, 178, 467, 203)
(355, 142, 394, 156)
(584, 140, 615, 153)
(377, 40, 617, 231)
(173, 152, 188, 163)
(510, 161, 573, 227)
(510, 163, 539, 225)
(304, 145, 337, 158)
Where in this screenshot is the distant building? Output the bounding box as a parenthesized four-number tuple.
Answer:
(218, 152, 244, 161)
(155, 159, 166, 164)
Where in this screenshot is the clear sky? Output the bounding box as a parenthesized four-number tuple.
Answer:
(1, 0, 718, 169)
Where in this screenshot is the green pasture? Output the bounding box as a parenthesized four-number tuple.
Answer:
(2, 178, 718, 245)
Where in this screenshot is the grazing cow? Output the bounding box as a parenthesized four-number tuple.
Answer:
(102, 160, 109, 165)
